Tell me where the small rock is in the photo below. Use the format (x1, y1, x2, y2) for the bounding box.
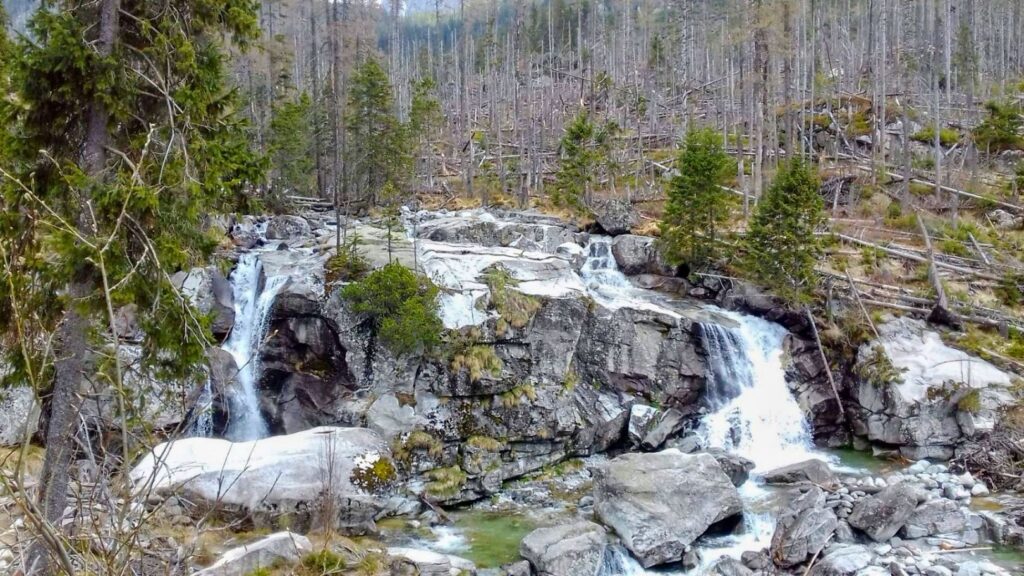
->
(193, 531, 312, 576)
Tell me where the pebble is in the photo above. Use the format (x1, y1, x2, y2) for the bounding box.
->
(970, 483, 989, 497)
(926, 567, 953, 576)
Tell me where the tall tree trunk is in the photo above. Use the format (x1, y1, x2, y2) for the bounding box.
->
(28, 1, 120, 573)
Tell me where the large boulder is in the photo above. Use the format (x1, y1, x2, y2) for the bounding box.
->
(519, 521, 607, 576)
(611, 235, 672, 276)
(847, 483, 923, 542)
(194, 531, 312, 576)
(707, 449, 755, 487)
(592, 449, 743, 567)
(594, 199, 636, 235)
(763, 459, 839, 488)
(899, 499, 973, 541)
(265, 214, 312, 240)
(130, 427, 394, 534)
(411, 209, 579, 254)
(770, 487, 838, 567)
(0, 387, 38, 447)
(852, 318, 1014, 459)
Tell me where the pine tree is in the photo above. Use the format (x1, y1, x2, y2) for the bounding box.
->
(551, 110, 616, 211)
(408, 77, 443, 186)
(659, 129, 734, 269)
(268, 92, 316, 201)
(0, 2, 264, 572)
(743, 159, 826, 303)
(346, 57, 410, 206)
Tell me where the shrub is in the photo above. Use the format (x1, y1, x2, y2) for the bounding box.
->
(301, 549, 347, 575)
(855, 345, 907, 387)
(341, 262, 443, 355)
(425, 466, 468, 498)
(912, 126, 961, 147)
(325, 234, 370, 285)
(392, 430, 443, 466)
(957, 389, 982, 414)
(482, 265, 541, 334)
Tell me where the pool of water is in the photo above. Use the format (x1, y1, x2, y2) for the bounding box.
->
(829, 447, 904, 475)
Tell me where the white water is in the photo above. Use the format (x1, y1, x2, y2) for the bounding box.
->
(222, 252, 288, 441)
(697, 313, 819, 471)
(189, 378, 214, 437)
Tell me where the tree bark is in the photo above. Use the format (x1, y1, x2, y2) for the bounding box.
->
(28, 1, 120, 573)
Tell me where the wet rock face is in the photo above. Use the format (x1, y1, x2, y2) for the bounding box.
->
(851, 318, 1015, 459)
(592, 449, 743, 568)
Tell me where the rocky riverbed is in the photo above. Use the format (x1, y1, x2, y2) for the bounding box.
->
(2, 207, 1022, 576)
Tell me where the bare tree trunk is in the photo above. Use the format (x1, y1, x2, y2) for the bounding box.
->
(309, 0, 324, 199)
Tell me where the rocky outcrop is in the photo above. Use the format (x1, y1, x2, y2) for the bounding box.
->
(194, 531, 312, 576)
(592, 450, 743, 567)
(519, 522, 607, 576)
(574, 305, 705, 406)
(848, 483, 924, 542)
(771, 486, 838, 567)
(851, 318, 1015, 459)
(131, 427, 395, 534)
(411, 209, 580, 253)
(611, 235, 673, 276)
(171, 266, 234, 338)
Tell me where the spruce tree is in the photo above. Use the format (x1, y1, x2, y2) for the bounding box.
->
(743, 159, 826, 303)
(346, 57, 410, 206)
(268, 92, 316, 201)
(659, 129, 733, 269)
(0, 2, 263, 572)
(551, 110, 616, 211)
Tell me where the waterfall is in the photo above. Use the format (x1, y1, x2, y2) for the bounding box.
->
(221, 252, 288, 441)
(697, 311, 818, 471)
(189, 378, 214, 437)
(597, 545, 650, 576)
(580, 237, 631, 289)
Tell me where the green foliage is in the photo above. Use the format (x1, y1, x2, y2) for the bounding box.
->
(425, 466, 468, 498)
(481, 265, 541, 336)
(0, 0, 264, 392)
(742, 160, 826, 303)
(301, 549, 347, 575)
(325, 234, 370, 285)
(995, 273, 1024, 307)
(349, 455, 397, 493)
(346, 57, 411, 204)
(855, 345, 907, 388)
(659, 128, 734, 269)
(268, 93, 316, 199)
(957, 389, 982, 414)
(409, 77, 443, 137)
(451, 344, 502, 382)
(973, 100, 1024, 152)
(340, 263, 443, 356)
(392, 430, 443, 466)
(912, 126, 961, 148)
(550, 109, 617, 211)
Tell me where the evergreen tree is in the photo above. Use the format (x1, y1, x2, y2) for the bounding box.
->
(268, 92, 316, 200)
(0, 2, 263, 571)
(659, 129, 733, 269)
(346, 57, 410, 205)
(743, 159, 826, 303)
(408, 77, 443, 186)
(551, 110, 616, 211)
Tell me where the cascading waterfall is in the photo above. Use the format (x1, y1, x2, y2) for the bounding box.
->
(580, 237, 632, 290)
(697, 312, 819, 471)
(222, 252, 288, 441)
